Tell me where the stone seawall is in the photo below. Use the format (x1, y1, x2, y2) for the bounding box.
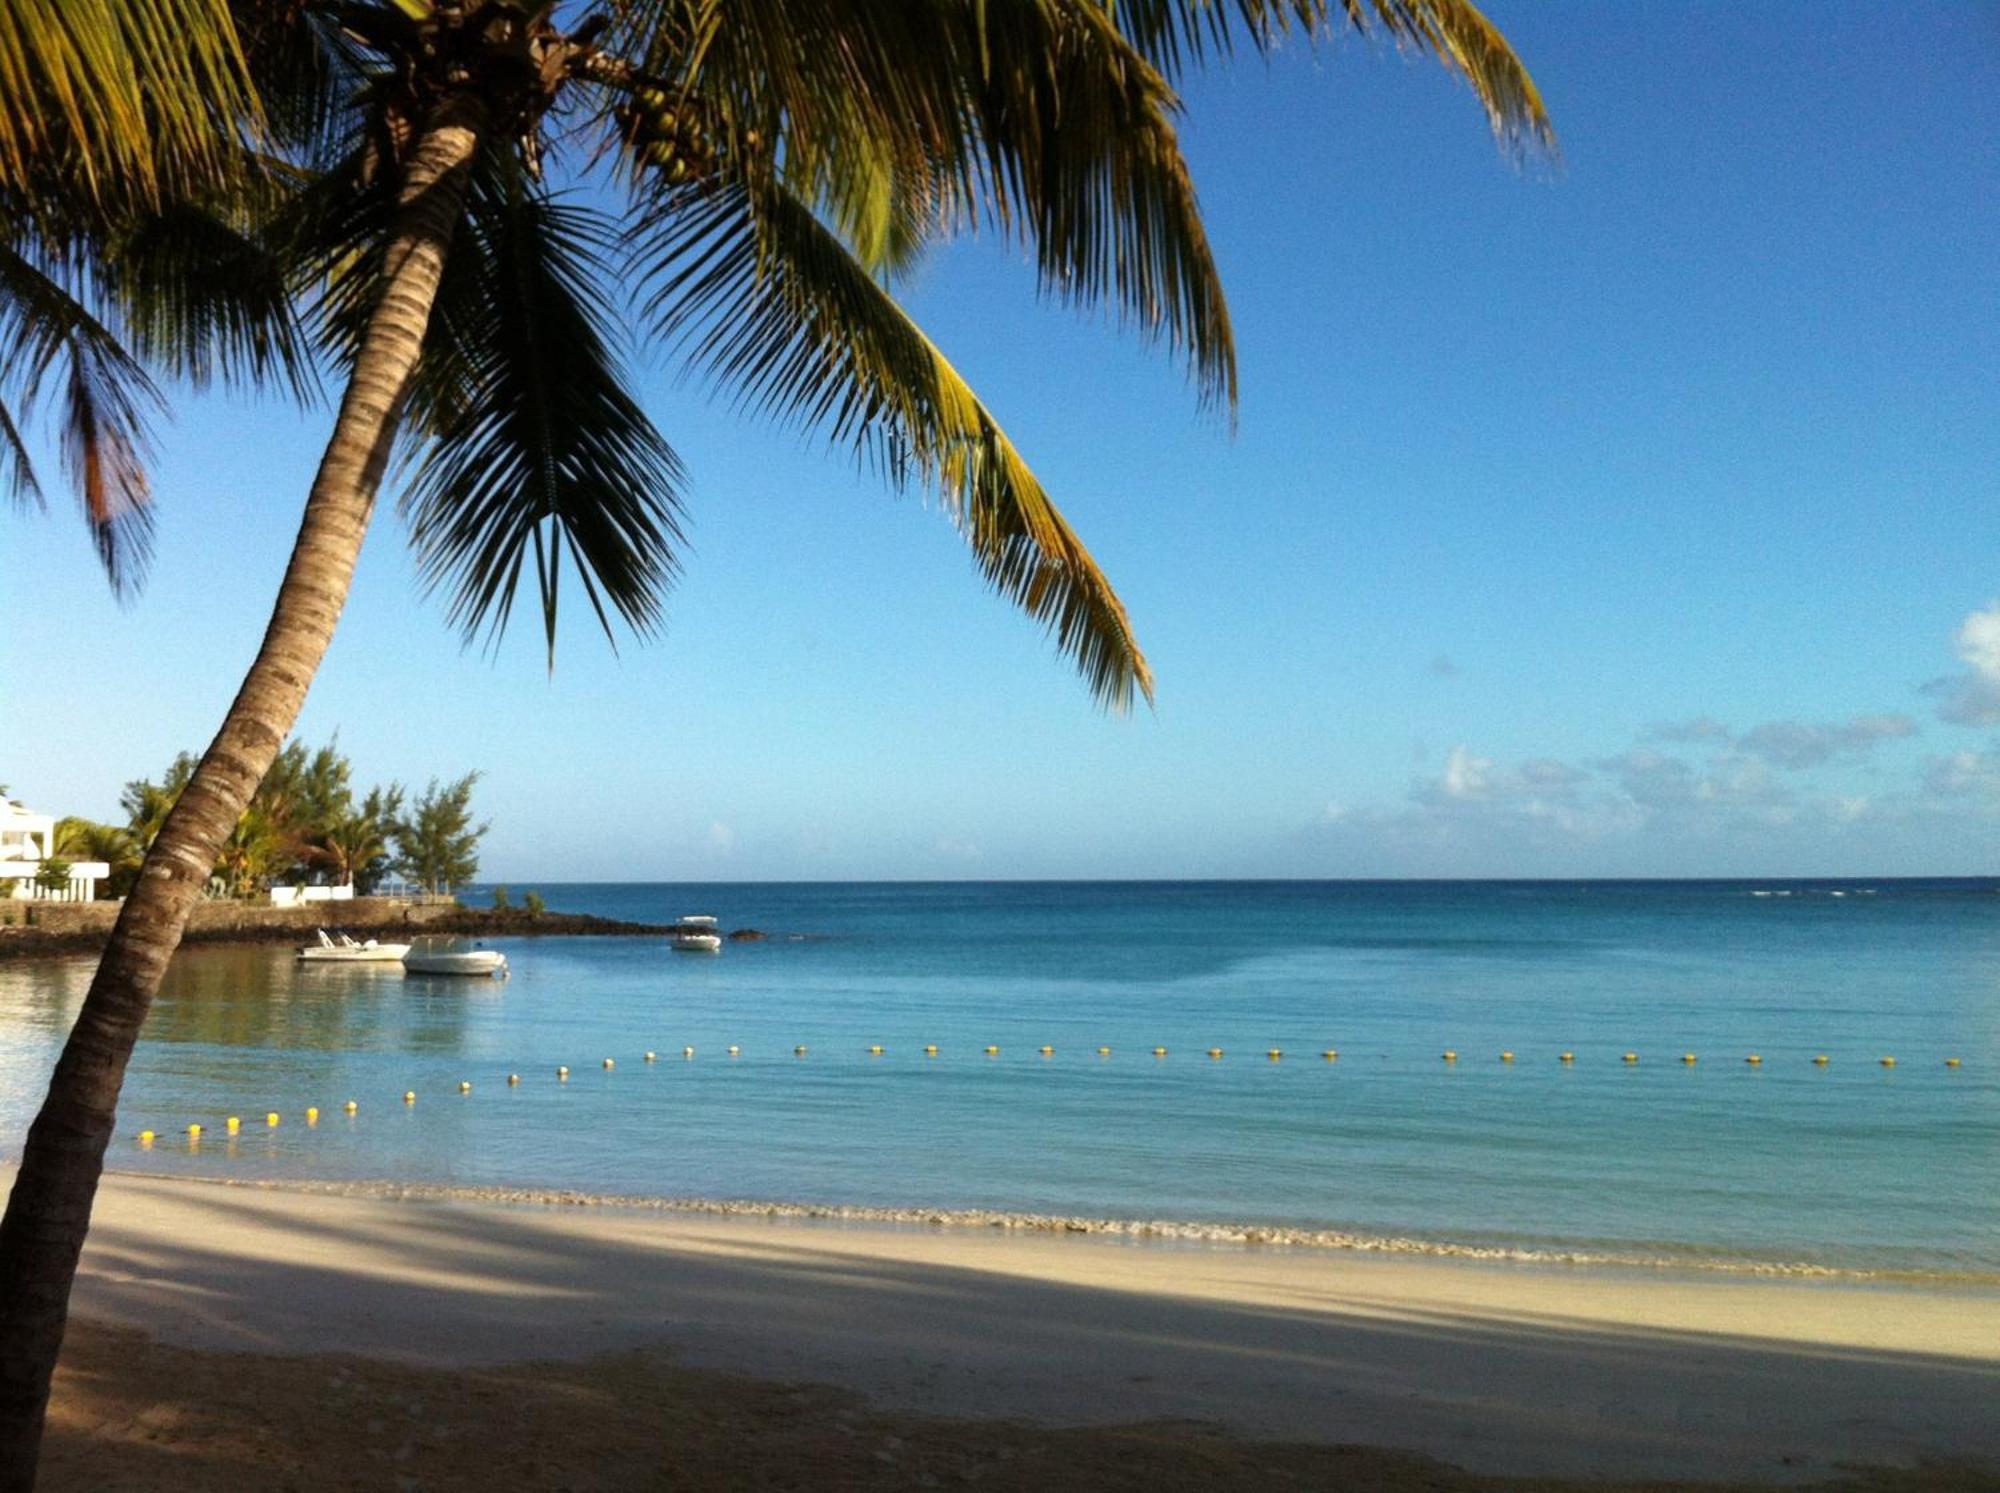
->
(0, 900, 665, 959)
(17, 897, 462, 937)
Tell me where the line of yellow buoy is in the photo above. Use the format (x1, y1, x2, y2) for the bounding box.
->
(133, 1047, 1972, 1145)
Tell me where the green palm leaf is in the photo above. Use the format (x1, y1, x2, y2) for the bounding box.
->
(634, 176, 1153, 711)
(401, 168, 686, 664)
(1082, 0, 1554, 153)
(614, 0, 1237, 409)
(0, 0, 259, 205)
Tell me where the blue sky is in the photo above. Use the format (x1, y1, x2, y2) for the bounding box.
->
(3, 3, 1997, 880)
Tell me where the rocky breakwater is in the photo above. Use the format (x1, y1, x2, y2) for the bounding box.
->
(0, 899, 669, 960)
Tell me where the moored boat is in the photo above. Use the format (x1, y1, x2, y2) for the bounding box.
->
(297, 929, 411, 963)
(402, 944, 509, 977)
(672, 915, 722, 952)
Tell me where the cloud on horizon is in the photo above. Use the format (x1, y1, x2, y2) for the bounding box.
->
(1924, 602, 2000, 726)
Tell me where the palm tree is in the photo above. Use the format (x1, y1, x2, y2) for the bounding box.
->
(0, 1, 1550, 1481)
(314, 785, 403, 891)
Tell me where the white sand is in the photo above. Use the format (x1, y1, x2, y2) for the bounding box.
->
(58, 1170, 2000, 1483)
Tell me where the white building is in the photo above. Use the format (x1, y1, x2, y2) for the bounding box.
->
(0, 795, 111, 902)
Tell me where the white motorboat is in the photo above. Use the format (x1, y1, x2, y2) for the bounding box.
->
(297, 929, 411, 963)
(672, 915, 722, 952)
(402, 945, 510, 977)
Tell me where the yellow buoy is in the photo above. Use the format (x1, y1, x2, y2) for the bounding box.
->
(1500, 1051, 1514, 1063)
(645, 1051, 657, 1063)
(925, 1044, 939, 1056)
(1745, 1054, 1762, 1066)
(305, 1107, 319, 1124)
(138, 1130, 155, 1144)
(343, 1100, 358, 1114)
(459, 1080, 473, 1093)
(1623, 1052, 1638, 1064)
(795, 1045, 808, 1056)
(985, 1045, 1000, 1056)
(1267, 1049, 1282, 1060)
(403, 1091, 416, 1104)
(1946, 1057, 1962, 1068)
(1442, 1050, 1458, 1062)
(187, 1123, 202, 1138)
(1097, 1046, 1112, 1057)
(686, 1046, 698, 1058)
(1879, 1056, 1896, 1068)
(1321, 1049, 1337, 1061)
(1812, 1055, 1830, 1066)
(868, 1044, 884, 1056)
(266, 1112, 280, 1126)
(1038, 1045, 1054, 1057)
(1207, 1048, 1224, 1059)
(726, 1045, 739, 1057)
(1153, 1047, 1168, 1057)
(602, 1057, 615, 1070)
(1682, 1053, 1697, 1065)
(508, 1073, 521, 1086)
(1559, 1051, 1575, 1063)
(225, 1116, 241, 1133)
(557, 1066, 570, 1079)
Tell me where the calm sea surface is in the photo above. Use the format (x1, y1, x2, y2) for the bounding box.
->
(3, 880, 1996, 1277)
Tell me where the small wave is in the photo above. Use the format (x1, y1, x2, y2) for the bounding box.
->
(124, 1172, 2000, 1288)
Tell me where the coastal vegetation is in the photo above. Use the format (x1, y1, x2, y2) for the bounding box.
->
(0, 0, 1549, 1483)
(46, 742, 483, 900)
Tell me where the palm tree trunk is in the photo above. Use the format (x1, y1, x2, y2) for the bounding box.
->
(0, 97, 485, 1490)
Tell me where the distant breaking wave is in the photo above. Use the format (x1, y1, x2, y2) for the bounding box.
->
(132, 1172, 2000, 1288)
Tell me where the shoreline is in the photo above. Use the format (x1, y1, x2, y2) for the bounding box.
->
(0, 905, 673, 960)
(51, 1170, 2000, 1485)
(130, 1171, 2000, 1287)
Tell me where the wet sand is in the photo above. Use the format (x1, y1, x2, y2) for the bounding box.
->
(34, 1171, 2000, 1487)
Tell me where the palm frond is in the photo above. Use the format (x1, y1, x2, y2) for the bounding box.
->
(0, 239, 164, 591)
(612, 0, 1237, 411)
(401, 170, 686, 664)
(1087, 0, 1554, 153)
(0, 392, 37, 508)
(58, 326, 157, 595)
(105, 195, 319, 402)
(0, 0, 259, 204)
(633, 176, 1152, 712)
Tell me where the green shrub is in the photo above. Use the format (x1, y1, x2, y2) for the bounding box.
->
(492, 884, 510, 911)
(522, 890, 545, 918)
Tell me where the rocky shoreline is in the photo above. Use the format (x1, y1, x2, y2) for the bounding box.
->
(0, 906, 675, 962)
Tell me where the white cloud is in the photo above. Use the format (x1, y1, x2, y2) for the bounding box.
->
(705, 821, 735, 853)
(932, 836, 981, 860)
(1437, 745, 1492, 800)
(1924, 603, 2000, 726)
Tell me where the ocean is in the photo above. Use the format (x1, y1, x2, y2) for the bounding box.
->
(2, 880, 1996, 1278)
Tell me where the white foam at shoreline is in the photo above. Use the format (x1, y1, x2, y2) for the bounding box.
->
(120, 1171, 2000, 1286)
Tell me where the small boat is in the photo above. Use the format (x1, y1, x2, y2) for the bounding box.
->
(402, 944, 509, 977)
(297, 929, 411, 963)
(672, 915, 722, 952)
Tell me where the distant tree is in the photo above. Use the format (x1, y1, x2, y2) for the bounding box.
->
(522, 891, 545, 919)
(316, 784, 403, 893)
(393, 774, 487, 896)
(491, 884, 510, 911)
(31, 860, 70, 896)
(212, 807, 283, 897)
(119, 753, 198, 852)
(51, 819, 140, 898)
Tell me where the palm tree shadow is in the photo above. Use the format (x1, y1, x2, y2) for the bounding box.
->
(62, 1179, 2000, 1487)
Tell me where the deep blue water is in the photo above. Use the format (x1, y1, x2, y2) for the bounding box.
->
(3, 880, 1996, 1275)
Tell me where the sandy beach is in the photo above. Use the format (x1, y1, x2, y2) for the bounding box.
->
(33, 1170, 2000, 1489)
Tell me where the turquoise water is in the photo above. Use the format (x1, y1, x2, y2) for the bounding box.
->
(2, 880, 1996, 1276)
